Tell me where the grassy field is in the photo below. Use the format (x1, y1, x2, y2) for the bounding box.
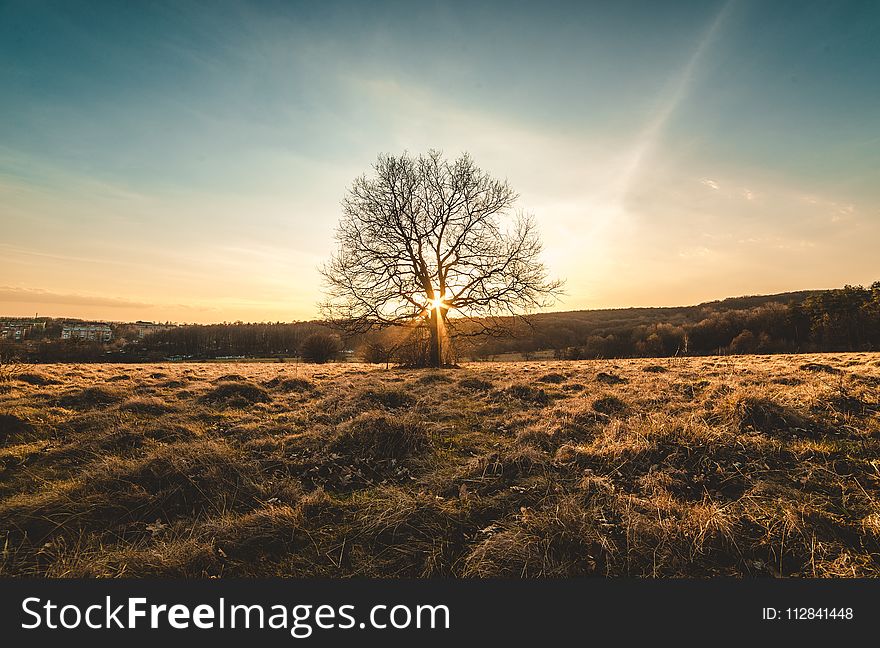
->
(1, 353, 879, 577)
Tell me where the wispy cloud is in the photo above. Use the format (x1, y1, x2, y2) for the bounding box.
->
(616, 0, 736, 199)
(0, 286, 152, 309)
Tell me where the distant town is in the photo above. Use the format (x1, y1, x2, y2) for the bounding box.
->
(0, 317, 175, 344)
(0, 314, 337, 363)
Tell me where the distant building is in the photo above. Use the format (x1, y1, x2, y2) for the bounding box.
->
(61, 323, 112, 342)
(133, 321, 175, 338)
(0, 319, 45, 341)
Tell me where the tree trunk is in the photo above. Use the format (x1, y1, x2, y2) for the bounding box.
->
(429, 309, 442, 368)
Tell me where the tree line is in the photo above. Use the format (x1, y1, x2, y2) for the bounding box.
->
(1, 282, 877, 363)
(2, 321, 345, 364)
(462, 282, 880, 360)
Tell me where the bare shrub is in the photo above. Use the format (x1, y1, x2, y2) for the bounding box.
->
(301, 333, 341, 364)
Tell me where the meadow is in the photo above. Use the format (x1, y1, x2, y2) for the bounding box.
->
(1, 353, 879, 577)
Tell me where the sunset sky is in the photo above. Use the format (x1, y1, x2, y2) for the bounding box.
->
(2, 0, 878, 323)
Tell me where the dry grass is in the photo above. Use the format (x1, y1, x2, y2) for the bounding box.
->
(1, 353, 879, 578)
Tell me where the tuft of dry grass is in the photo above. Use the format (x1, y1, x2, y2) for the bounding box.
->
(0, 353, 878, 578)
(0, 413, 35, 443)
(265, 377, 315, 392)
(729, 395, 817, 436)
(498, 384, 551, 405)
(458, 377, 493, 391)
(16, 372, 60, 386)
(592, 394, 628, 417)
(120, 397, 177, 415)
(58, 385, 124, 408)
(359, 386, 416, 409)
(463, 496, 615, 577)
(200, 381, 271, 406)
(596, 372, 628, 385)
(331, 412, 430, 461)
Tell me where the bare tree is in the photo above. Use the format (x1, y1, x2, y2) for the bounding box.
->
(300, 332, 341, 364)
(320, 150, 563, 367)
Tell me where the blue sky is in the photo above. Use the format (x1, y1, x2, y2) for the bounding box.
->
(1, 0, 878, 322)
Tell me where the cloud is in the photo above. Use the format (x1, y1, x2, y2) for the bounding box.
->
(677, 246, 713, 259)
(617, 0, 736, 198)
(701, 178, 720, 190)
(0, 286, 152, 309)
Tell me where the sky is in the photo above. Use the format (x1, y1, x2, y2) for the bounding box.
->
(1, 0, 878, 323)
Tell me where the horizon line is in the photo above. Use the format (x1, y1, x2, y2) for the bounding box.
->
(3, 280, 876, 327)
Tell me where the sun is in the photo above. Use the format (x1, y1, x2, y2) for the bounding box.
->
(427, 294, 447, 311)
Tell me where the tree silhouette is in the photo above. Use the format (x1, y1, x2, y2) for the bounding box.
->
(320, 150, 562, 367)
